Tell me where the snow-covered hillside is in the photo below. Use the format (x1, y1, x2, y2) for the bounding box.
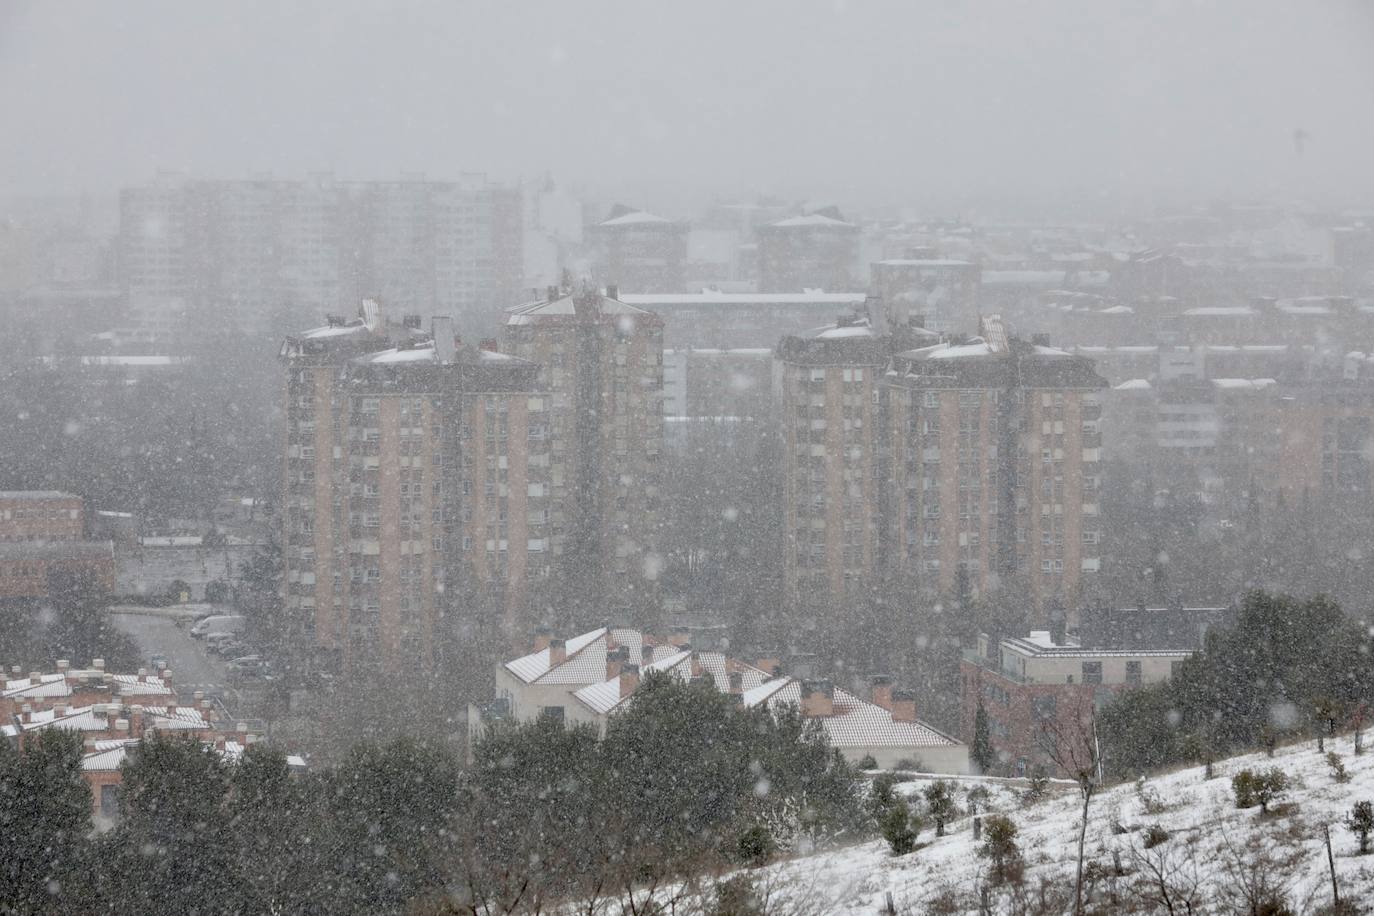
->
(754, 734, 1374, 913)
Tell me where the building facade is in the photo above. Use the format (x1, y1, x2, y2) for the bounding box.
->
(587, 207, 689, 294)
(775, 317, 894, 609)
(120, 174, 523, 337)
(483, 625, 969, 773)
(280, 303, 549, 671)
(877, 318, 1107, 614)
(757, 213, 861, 293)
(502, 289, 665, 620)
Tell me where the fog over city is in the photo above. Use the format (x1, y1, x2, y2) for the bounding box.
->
(4, 0, 1374, 213)
(5, 3, 1374, 915)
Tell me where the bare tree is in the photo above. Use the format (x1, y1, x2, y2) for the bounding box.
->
(1129, 836, 1203, 915)
(1036, 695, 1101, 916)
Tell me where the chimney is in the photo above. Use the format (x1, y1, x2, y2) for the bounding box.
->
(890, 689, 917, 724)
(56, 659, 69, 672)
(690, 651, 703, 679)
(54, 704, 67, 718)
(532, 627, 552, 653)
(92, 658, 105, 670)
(138, 668, 148, 682)
(28, 671, 41, 685)
(548, 638, 566, 667)
(800, 680, 834, 718)
(200, 699, 215, 722)
(9, 665, 19, 676)
(20, 704, 32, 723)
(640, 644, 656, 668)
(870, 675, 894, 711)
(83, 737, 97, 751)
(237, 722, 249, 737)
(669, 625, 691, 648)
(432, 316, 456, 365)
(214, 736, 226, 751)
(619, 663, 640, 699)
(193, 690, 205, 705)
(606, 646, 627, 680)
(605, 283, 619, 300)
(246, 734, 259, 746)
(113, 717, 130, 734)
(728, 671, 743, 695)
(161, 669, 172, 682)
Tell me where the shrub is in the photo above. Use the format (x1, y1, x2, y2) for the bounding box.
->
(1233, 768, 1289, 814)
(856, 754, 878, 770)
(735, 824, 776, 867)
(711, 875, 765, 916)
(1022, 767, 1050, 806)
(867, 772, 900, 821)
(1135, 776, 1167, 815)
(1347, 801, 1374, 855)
(1327, 751, 1351, 784)
(881, 798, 920, 856)
(978, 815, 1023, 885)
(923, 780, 959, 837)
(892, 757, 923, 772)
(1142, 824, 1170, 849)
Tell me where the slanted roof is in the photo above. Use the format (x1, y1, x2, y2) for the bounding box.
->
(505, 292, 657, 326)
(768, 213, 857, 229)
(744, 678, 961, 751)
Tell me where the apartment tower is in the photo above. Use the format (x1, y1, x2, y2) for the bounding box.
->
(502, 286, 665, 622)
(280, 301, 549, 671)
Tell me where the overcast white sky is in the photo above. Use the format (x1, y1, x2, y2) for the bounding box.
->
(2, 0, 1372, 216)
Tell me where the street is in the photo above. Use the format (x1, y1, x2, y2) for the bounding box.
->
(109, 610, 233, 702)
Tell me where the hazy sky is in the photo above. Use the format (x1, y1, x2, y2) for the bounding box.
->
(2, 0, 1372, 215)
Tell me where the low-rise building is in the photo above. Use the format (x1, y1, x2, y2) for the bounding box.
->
(483, 626, 969, 773)
(958, 606, 1226, 776)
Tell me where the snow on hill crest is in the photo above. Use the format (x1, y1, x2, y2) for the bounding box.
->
(751, 734, 1374, 913)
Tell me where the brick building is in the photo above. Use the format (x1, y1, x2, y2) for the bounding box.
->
(0, 492, 114, 599)
(587, 206, 689, 294)
(0, 491, 85, 542)
(502, 288, 665, 620)
(757, 212, 861, 293)
(877, 317, 1107, 614)
(958, 605, 1225, 776)
(775, 316, 896, 609)
(280, 301, 550, 671)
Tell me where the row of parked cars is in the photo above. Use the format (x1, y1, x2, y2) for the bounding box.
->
(188, 614, 275, 683)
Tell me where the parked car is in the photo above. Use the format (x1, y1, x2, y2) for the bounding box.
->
(226, 655, 267, 678)
(190, 615, 245, 639)
(204, 632, 242, 655)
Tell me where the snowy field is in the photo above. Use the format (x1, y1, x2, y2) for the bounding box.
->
(735, 735, 1374, 913)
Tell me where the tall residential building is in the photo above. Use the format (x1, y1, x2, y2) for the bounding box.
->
(775, 316, 897, 609)
(869, 257, 980, 333)
(280, 302, 550, 672)
(502, 288, 665, 621)
(775, 314, 1107, 618)
(120, 174, 522, 338)
(757, 212, 861, 293)
(877, 318, 1107, 616)
(587, 206, 689, 294)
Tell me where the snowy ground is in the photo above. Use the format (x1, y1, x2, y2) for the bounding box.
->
(738, 734, 1374, 913)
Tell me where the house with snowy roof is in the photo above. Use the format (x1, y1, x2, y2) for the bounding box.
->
(482, 626, 969, 774)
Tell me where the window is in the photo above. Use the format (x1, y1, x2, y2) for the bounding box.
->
(1031, 695, 1057, 720)
(1081, 661, 1102, 685)
(539, 706, 565, 724)
(1125, 661, 1142, 685)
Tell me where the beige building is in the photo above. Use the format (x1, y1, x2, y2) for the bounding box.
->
(484, 626, 968, 773)
(502, 288, 664, 620)
(878, 317, 1107, 615)
(280, 301, 550, 672)
(775, 316, 896, 609)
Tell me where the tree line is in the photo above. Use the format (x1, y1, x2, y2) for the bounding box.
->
(1101, 590, 1374, 776)
(0, 672, 865, 915)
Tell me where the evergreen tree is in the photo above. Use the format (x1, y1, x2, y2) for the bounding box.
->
(972, 701, 995, 774)
(0, 729, 92, 914)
